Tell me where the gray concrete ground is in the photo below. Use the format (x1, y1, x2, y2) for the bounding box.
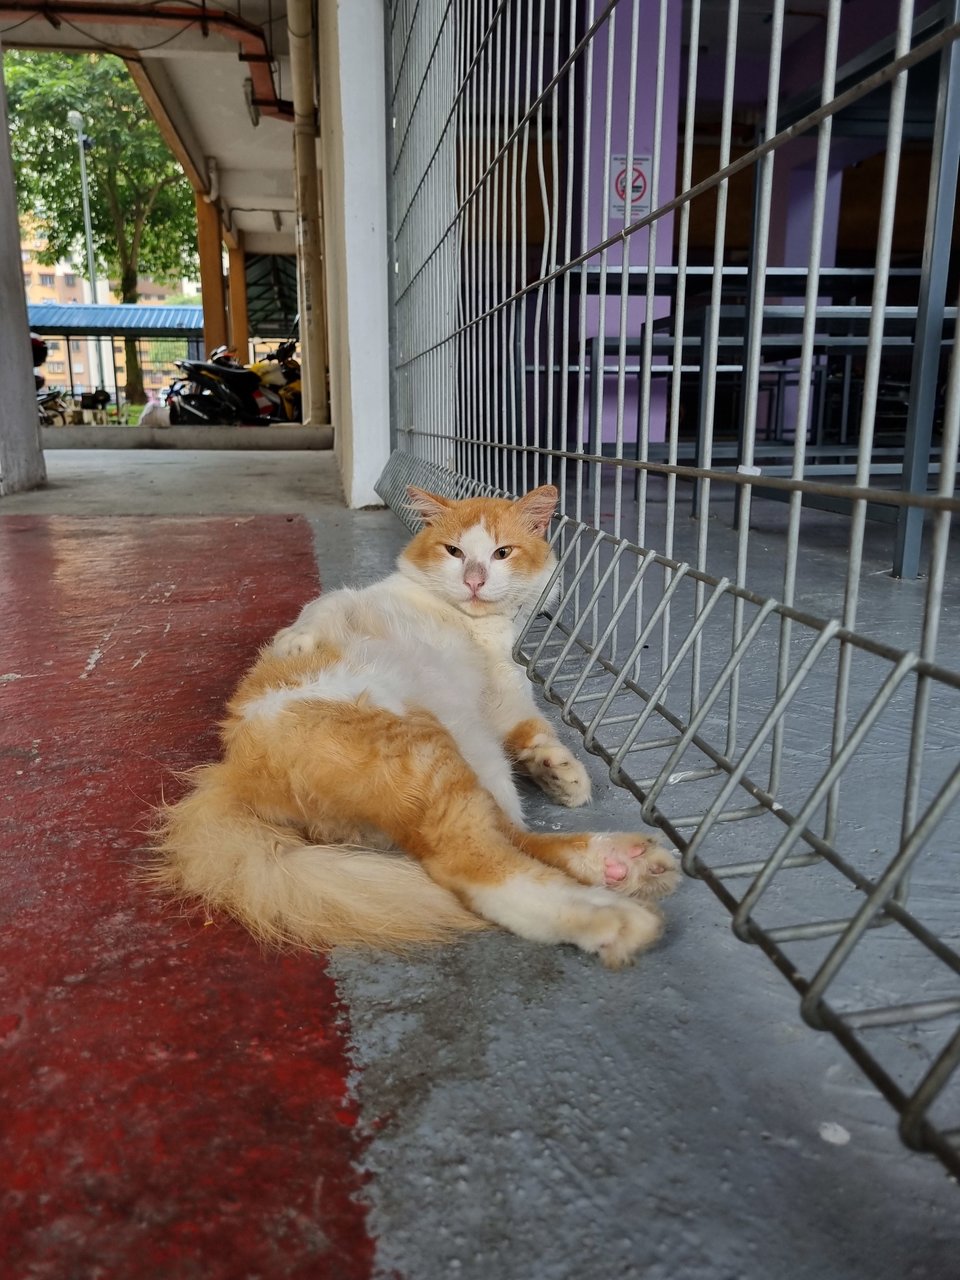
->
(0, 448, 344, 515)
(38, 425, 332, 450)
(5, 450, 959, 1280)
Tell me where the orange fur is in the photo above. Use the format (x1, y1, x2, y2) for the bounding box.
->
(503, 717, 555, 759)
(149, 486, 679, 966)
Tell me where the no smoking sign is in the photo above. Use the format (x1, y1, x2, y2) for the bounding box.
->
(611, 152, 652, 222)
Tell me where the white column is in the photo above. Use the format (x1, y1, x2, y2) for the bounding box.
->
(317, 0, 391, 507)
(288, 0, 329, 426)
(0, 40, 46, 496)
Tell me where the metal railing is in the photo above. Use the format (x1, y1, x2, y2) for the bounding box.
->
(380, 0, 960, 1178)
(36, 333, 201, 416)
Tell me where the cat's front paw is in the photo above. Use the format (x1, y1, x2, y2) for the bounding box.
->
(517, 738, 592, 807)
(570, 891, 665, 969)
(584, 833, 681, 900)
(271, 626, 319, 658)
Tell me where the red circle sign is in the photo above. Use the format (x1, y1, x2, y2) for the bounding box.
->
(615, 163, 648, 206)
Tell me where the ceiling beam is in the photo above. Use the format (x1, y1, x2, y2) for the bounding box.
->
(126, 58, 240, 251)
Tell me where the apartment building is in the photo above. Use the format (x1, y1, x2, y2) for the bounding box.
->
(22, 224, 197, 396)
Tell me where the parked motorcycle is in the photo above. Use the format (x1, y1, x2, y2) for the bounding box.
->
(37, 388, 69, 426)
(31, 331, 67, 424)
(245, 341, 302, 423)
(166, 341, 302, 425)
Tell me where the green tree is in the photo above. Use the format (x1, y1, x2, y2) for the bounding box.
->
(5, 50, 198, 403)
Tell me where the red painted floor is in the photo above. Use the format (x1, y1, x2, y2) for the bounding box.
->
(0, 516, 375, 1279)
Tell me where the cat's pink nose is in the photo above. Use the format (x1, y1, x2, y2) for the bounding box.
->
(464, 562, 487, 593)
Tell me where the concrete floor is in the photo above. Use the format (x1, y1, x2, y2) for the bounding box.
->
(4, 449, 959, 1280)
(0, 448, 346, 515)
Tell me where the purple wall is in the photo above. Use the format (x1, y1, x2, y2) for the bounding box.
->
(542, 0, 941, 449)
(582, 1, 682, 445)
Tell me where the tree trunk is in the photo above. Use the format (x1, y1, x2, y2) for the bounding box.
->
(120, 267, 146, 404)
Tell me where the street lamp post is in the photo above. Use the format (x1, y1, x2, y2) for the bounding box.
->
(66, 109, 106, 392)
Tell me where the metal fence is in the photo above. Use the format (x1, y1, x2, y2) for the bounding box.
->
(379, 0, 960, 1179)
(37, 333, 201, 416)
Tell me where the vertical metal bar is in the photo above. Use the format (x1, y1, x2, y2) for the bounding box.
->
(724, 0, 785, 762)
(507, 0, 523, 496)
(541, 0, 562, 492)
(634, 0, 667, 552)
(572, 0, 597, 531)
(467, 0, 480, 484)
(895, 277, 960, 900)
(557, 0, 579, 512)
(893, 0, 960, 578)
(587, 6, 617, 647)
(610, 0, 642, 665)
(612, 0, 641, 546)
(517, 0, 535, 492)
(767, 0, 842, 799)
(482, 0, 495, 490)
(689, 0, 739, 726)
(825, 0, 915, 845)
(661, 0, 700, 675)
(530, 0, 549, 490)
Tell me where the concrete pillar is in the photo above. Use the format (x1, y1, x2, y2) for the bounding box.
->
(317, 0, 391, 506)
(227, 239, 249, 360)
(195, 191, 228, 355)
(0, 41, 46, 496)
(289, 0, 330, 426)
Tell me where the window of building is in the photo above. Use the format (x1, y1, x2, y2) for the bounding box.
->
(74, 363, 85, 374)
(23, 273, 31, 286)
(64, 274, 76, 287)
(70, 341, 82, 353)
(47, 341, 61, 352)
(39, 273, 55, 287)
(47, 361, 65, 374)
(21, 250, 30, 262)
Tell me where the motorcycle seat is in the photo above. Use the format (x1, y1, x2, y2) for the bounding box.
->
(185, 361, 262, 391)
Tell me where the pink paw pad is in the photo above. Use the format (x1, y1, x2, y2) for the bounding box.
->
(603, 858, 629, 885)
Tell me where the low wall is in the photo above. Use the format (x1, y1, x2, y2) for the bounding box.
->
(40, 425, 334, 451)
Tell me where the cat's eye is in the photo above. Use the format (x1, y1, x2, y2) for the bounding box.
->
(493, 546, 513, 560)
(445, 544, 464, 559)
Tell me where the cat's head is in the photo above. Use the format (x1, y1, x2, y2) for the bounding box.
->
(398, 485, 559, 618)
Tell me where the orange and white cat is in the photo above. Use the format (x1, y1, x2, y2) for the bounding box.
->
(152, 485, 680, 967)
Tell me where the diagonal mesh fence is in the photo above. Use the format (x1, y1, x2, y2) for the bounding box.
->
(380, 0, 960, 1178)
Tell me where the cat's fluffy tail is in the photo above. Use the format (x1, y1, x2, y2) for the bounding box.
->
(148, 763, 488, 950)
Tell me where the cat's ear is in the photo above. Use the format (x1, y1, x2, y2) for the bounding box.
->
(515, 485, 558, 537)
(406, 486, 452, 526)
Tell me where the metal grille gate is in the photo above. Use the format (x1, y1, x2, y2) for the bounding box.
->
(380, 0, 960, 1179)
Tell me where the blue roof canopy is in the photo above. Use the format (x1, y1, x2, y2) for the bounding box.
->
(27, 303, 204, 338)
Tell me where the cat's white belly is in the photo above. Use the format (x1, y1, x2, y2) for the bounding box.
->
(246, 636, 483, 719)
(243, 634, 525, 824)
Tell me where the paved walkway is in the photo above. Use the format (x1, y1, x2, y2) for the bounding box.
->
(1, 514, 372, 1278)
(3, 451, 958, 1279)
(0, 449, 345, 515)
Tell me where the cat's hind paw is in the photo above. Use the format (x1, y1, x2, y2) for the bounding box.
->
(582, 833, 681, 900)
(516, 738, 592, 808)
(572, 892, 665, 969)
(271, 626, 319, 658)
